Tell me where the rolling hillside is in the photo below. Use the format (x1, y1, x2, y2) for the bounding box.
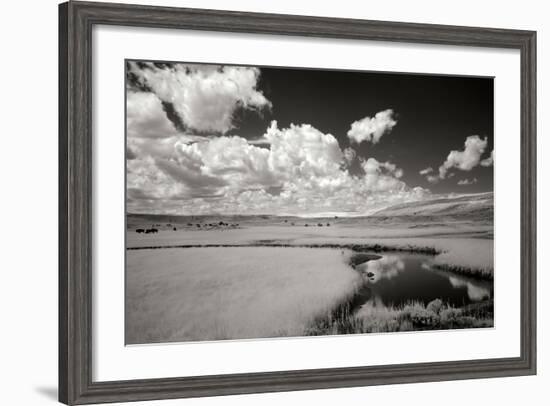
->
(372, 192, 493, 220)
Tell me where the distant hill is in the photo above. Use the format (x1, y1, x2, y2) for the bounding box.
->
(127, 192, 493, 227)
(372, 192, 493, 220)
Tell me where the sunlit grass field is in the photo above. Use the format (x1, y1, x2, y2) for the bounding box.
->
(126, 215, 494, 344)
(126, 247, 361, 344)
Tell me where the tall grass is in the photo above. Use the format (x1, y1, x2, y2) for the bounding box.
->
(432, 263, 493, 280)
(127, 244, 493, 343)
(305, 298, 494, 336)
(126, 246, 362, 344)
(431, 239, 493, 279)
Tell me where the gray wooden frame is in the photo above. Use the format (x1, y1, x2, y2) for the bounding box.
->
(59, 1, 537, 404)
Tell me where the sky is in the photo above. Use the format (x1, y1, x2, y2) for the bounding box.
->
(126, 61, 494, 216)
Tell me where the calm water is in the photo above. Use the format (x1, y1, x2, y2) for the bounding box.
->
(353, 252, 493, 308)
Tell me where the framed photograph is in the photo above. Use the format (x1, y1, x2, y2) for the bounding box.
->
(59, 1, 536, 404)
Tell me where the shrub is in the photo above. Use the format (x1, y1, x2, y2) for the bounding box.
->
(427, 298, 443, 314)
(307, 297, 493, 336)
(398, 320, 414, 331)
(440, 307, 463, 325)
(402, 303, 438, 327)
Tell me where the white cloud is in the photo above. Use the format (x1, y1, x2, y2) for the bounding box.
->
(347, 109, 397, 144)
(343, 147, 356, 166)
(419, 167, 433, 175)
(438, 135, 488, 179)
(480, 150, 494, 167)
(457, 178, 478, 185)
(361, 158, 405, 187)
(128, 62, 271, 134)
(127, 121, 430, 215)
(264, 121, 344, 180)
(426, 175, 440, 184)
(422, 135, 491, 183)
(127, 91, 179, 139)
(174, 135, 274, 192)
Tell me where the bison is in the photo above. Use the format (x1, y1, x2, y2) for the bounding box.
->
(136, 229, 145, 233)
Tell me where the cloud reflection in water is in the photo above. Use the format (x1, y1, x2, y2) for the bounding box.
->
(359, 255, 405, 283)
(448, 276, 490, 301)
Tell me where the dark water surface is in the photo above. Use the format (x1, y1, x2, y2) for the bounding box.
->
(354, 252, 493, 308)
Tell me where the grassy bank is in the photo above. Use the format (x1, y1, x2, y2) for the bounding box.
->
(126, 241, 440, 255)
(432, 264, 493, 280)
(128, 241, 492, 281)
(305, 251, 494, 336)
(305, 298, 494, 336)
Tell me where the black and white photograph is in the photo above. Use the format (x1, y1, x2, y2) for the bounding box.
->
(2, 0, 544, 404)
(125, 60, 495, 344)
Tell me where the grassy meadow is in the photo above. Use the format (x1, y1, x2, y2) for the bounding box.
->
(126, 195, 494, 343)
(126, 247, 362, 343)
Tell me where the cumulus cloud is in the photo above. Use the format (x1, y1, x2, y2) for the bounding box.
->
(127, 91, 179, 139)
(174, 135, 274, 193)
(457, 178, 478, 186)
(480, 150, 494, 167)
(347, 109, 397, 144)
(360, 158, 406, 192)
(343, 147, 357, 166)
(419, 167, 433, 175)
(361, 158, 403, 178)
(438, 135, 488, 179)
(127, 120, 429, 215)
(128, 62, 271, 134)
(421, 135, 491, 183)
(426, 175, 440, 184)
(264, 121, 344, 180)
(125, 67, 431, 215)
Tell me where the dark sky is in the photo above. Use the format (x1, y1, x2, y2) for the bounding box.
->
(230, 67, 494, 194)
